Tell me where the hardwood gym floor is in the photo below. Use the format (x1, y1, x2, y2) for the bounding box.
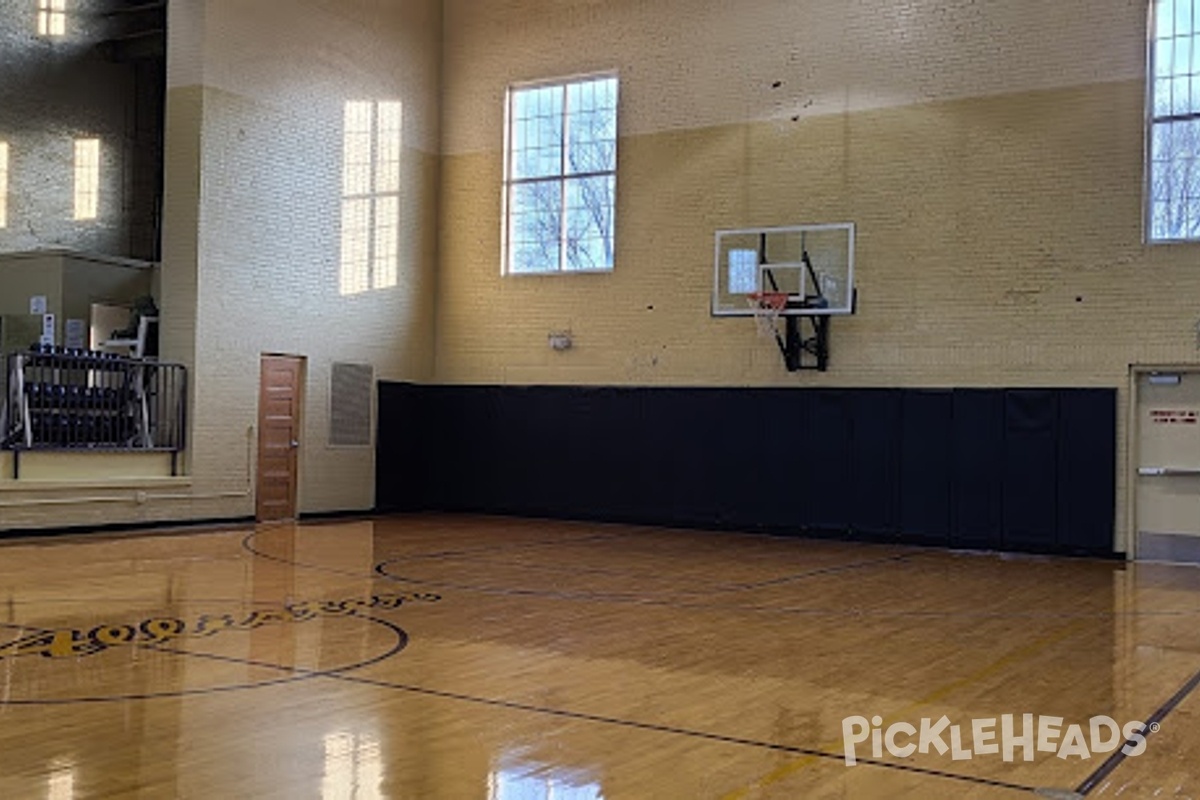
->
(0, 515, 1195, 798)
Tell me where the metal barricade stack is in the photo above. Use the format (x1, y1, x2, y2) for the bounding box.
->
(1, 346, 187, 477)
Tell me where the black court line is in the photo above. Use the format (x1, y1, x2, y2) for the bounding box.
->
(244, 525, 1200, 620)
(126, 634, 1040, 795)
(393, 529, 649, 561)
(370, 558, 1200, 621)
(0, 595, 369, 610)
(239, 528, 643, 581)
(240, 533, 379, 580)
(726, 553, 914, 589)
(414, 550, 917, 590)
(0, 616, 408, 705)
(241, 527, 1200, 623)
(0, 620, 53, 635)
(1075, 665, 1200, 796)
(332, 673, 1040, 794)
(371, 553, 919, 601)
(0, 614, 1036, 793)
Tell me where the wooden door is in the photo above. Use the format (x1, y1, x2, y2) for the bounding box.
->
(257, 355, 304, 522)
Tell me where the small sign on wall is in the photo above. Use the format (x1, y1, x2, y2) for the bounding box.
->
(40, 313, 55, 347)
(65, 318, 86, 350)
(1150, 409, 1199, 425)
(29, 295, 47, 315)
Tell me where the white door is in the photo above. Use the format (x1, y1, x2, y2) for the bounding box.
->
(1136, 371, 1200, 561)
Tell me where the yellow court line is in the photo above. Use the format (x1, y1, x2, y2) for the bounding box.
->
(720, 618, 1092, 799)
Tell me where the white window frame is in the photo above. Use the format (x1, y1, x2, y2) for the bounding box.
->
(73, 138, 99, 221)
(37, 0, 66, 37)
(0, 141, 8, 229)
(502, 71, 619, 275)
(1147, 0, 1200, 242)
(339, 100, 402, 295)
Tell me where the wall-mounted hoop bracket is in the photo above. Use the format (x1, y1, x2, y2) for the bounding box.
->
(713, 223, 855, 373)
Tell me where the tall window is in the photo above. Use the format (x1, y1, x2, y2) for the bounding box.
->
(73, 138, 99, 221)
(1149, 0, 1200, 240)
(0, 142, 8, 229)
(504, 73, 618, 274)
(340, 100, 402, 296)
(37, 0, 66, 36)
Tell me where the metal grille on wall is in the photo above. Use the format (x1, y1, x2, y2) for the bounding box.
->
(330, 362, 373, 447)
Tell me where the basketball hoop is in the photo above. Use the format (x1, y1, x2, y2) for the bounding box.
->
(746, 292, 789, 337)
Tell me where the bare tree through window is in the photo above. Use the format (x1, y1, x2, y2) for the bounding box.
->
(505, 75, 618, 273)
(1150, 0, 1200, 240)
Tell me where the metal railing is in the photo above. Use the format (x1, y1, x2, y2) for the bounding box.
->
(1, 348, 187, 477)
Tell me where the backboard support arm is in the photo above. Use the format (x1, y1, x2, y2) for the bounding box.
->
(778, 315, 830, 372)
(759, 232, 832, 371)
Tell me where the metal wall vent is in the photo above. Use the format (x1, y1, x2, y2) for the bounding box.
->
(330, 362, 373, 447)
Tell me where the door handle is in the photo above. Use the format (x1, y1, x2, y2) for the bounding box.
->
(290, 440, 299, 449)
(1139, 466, 1200, 476)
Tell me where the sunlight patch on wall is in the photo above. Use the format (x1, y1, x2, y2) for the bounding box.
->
(0, 142, 8, 228)
(37, 0, 66, 37)
(340, 100, 402, 295)
(73, 138, 99, 221)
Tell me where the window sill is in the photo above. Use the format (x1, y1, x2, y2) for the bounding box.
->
(0, 476, 192, 493)
(504, 268, 614, 276)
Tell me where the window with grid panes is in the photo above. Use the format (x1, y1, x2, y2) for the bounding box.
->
(1150, 0, 1200, 241)
(504, 74, 618, 273)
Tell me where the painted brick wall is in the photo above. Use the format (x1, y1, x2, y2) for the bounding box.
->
(183, 0, 442, 517)
(2, 0, 442, 530)
(438, 0, 1164, 388)
(5, 1, 1179, 552)
(0, 0, 153, 258)
(435, 0, 1173, 553)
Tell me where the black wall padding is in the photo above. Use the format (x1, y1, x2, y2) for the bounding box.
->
(1002, 391, 1060, 550)
(376, 384, 1118, 557)
(804, 391, 854, 531)
(951, 391, 1005, 550)
(1057, 390, 1119, 553)
(848, 390, 901, 537)
(899, 391, 954, 546)
(375, 382, 427, 512)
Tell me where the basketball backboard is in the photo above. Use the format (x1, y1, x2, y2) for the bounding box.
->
(712, 223, 855, 317)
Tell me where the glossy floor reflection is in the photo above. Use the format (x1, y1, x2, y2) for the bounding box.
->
(0, 515, 1197, 798)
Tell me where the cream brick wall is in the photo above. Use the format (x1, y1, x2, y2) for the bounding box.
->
(4, 0, 1179, 552)
(441, 0, 1147, 153)
(438, 2, 1169, 388)
(184, 0, 442, 517)
(435, 0, 1180, 553)
(2, 0, 442, 530)
(0, 0, 146, 257)
(437, 82, 1174, 387)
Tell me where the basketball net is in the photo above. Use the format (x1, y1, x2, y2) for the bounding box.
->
(747, 292, 789, 338)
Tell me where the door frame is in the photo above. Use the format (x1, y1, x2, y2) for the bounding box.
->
(256, 353, 306, 522)
(1125, 363, 1200, 561)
